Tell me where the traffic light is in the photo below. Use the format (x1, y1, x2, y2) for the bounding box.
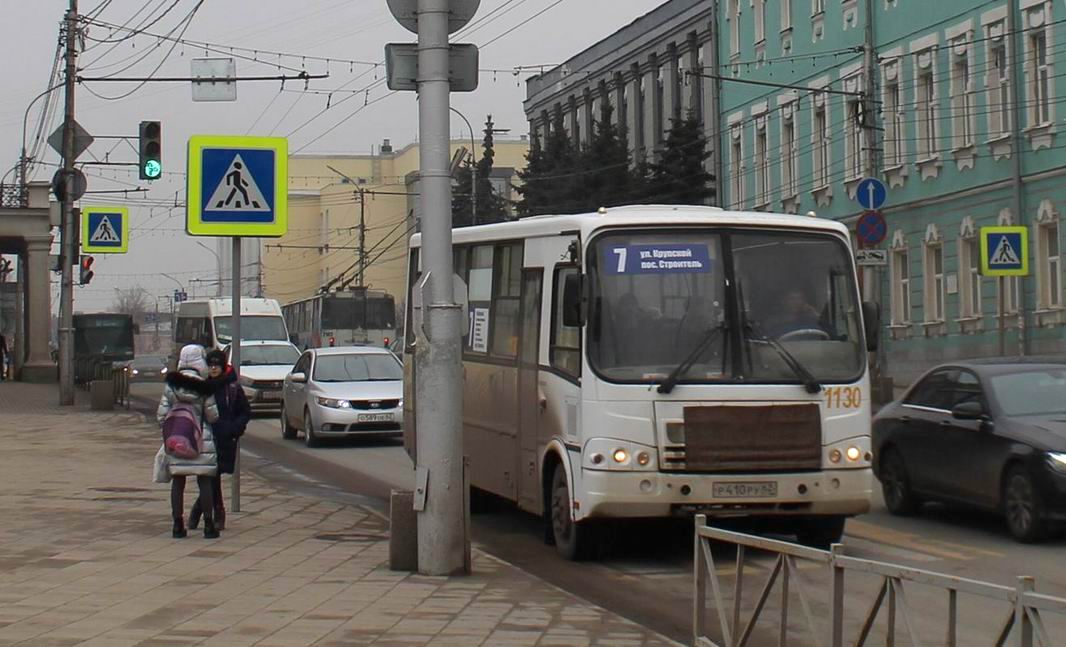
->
(138, 120, 162, 180)
(79, 255, 94, 285)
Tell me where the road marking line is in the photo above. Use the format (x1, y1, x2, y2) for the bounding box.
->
(846, 520, 975, 561)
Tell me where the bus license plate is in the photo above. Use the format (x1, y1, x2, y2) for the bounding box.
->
(713, 482, 777, 498)
(357, 413, 394, 423)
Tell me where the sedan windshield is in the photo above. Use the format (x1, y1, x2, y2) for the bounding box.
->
(239, 345, 300, 366)
(589, 229, 864, 385)
(313, 354, 402, 383)
(990, 369, 1066, 416)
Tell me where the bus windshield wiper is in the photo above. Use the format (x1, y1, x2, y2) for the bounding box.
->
(743, 321, 822, 394)
(657, 324, 725, 395)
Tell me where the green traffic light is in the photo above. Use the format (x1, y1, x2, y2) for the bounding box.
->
(144, 160, 162, 179)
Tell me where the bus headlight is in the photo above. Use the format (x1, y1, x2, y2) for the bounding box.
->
(584, 439, 657, 472)
(825, 437, 871, 469)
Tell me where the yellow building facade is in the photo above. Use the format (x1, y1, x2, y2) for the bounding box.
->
(262, 138, 529, 307)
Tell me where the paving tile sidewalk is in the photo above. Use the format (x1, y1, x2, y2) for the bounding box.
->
(0, 385, 680, 647)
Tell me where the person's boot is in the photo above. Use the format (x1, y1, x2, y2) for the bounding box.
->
(172, 518, 187, 539)
(188, 500, 202, 530)
(203, 518, 220, 539)
(215, 495, 226, 531)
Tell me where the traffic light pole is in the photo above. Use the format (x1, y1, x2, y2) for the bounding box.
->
(58, 0, 78, 405)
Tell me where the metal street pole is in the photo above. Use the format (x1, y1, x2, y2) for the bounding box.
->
(231, 237, 242, 513)
(415, 0, 466, 576)
(196, 241, 223, 296)
(58, 0, 78, 405)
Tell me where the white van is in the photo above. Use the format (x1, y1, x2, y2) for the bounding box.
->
(173, 298, 290, 357)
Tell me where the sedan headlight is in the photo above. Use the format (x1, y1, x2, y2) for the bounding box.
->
(130, 369, 140, 376)
(316, 396, 351, 409)
(1046, 452, 1066, 474)
(583, 438, 657, 471)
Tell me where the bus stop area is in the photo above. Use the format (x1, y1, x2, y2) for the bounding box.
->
(0, 381, 678, 647)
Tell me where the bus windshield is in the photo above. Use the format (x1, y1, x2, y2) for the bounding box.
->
(213, 315, 287, 343)
(588, 229, 864, 385)
(321, 295, 396, 330)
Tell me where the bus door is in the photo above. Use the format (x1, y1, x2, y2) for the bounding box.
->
(517, 269, 543, 512)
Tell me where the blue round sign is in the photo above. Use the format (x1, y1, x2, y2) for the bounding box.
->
(856, 211, 887, 246)
(856, 178, 887, 211)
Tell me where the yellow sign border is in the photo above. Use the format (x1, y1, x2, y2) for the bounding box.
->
(980, 226, 1029, 277)
(186, 135, 288, 238)
(81, 205, 130, 254)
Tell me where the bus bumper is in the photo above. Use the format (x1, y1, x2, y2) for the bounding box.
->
(577, 467, 872, 520)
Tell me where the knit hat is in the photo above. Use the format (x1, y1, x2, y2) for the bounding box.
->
(178, 344, 208, 377)
(205, 349, 227, 368)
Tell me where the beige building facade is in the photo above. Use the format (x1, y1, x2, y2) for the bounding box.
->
(262, 138, 529, 307)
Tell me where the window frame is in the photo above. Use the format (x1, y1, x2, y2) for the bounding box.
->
(754, 113, 770, 208)
(780, 99, 799, 199)
(891, 245, 911, 325)
(489, 242, 524, 361)
(813, 98, 830, 189)
(949, 39, 976, 150)
(730, 120, 745, 209)
(959, 235, 983, 319)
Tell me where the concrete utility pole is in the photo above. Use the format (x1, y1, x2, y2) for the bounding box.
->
(58, 0, 79, 405)
(357, 188, 367, 287)
(231, 239, 242, 513)
(415, 0, 466, 576)
(861, 0, 887, 391)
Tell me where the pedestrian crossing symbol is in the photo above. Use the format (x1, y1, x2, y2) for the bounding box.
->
(81, 206, 129, 254)
(980, 226, 1029, 277)
(186, 135, 288, 237)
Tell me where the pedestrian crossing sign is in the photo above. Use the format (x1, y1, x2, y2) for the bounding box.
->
(980, 226, 1029, 277)
(81, 206, 129, 253)
(186, 135, 288, 237)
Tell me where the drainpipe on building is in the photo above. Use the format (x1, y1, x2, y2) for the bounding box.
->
(709, 0, 724, 207)
(1007, 0, 1028, 357)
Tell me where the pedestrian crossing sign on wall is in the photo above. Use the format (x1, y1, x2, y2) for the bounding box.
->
(980, 226, 1029, 277)
(81, 206, 129, 254)
(186, 135, 288, 237)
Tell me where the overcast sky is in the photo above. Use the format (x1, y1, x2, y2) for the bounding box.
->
(0, 0, 662, 311)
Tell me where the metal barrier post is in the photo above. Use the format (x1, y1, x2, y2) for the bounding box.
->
(1017, 576, 1034, 647)
(829, 544, 845, 647)
(693, 514, 707, 645)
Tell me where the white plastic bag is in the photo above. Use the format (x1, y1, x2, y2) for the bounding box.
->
(152, 445, 170, 483)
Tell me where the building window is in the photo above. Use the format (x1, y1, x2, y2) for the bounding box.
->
(950, 42, 975, 149)
(924, 241, 945, 322)
(884, 79, 904, 166)
(846, 95, 864, 181)
(1039, 222, 1061, 308)
(812, 0, 825, 15)
(916, 60, 937, 158)
(813, 97, 830, 188)
(960, 236, 982, 318)
(755, 115, 770, 208)
(729, 0, 740, 57)
(1027, 25, 1053, 127)
(781, 102, 798, 199)
(987, 26, 1011, 139)
(891, 246, 911, 325)
(730, 122, 744, 209)
(754, 0, 766, 43)
(781, 0, 792, 31)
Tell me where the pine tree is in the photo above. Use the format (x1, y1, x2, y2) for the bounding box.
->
(647, 111, 714, 205)
(576, 100, 635, 212)
(451, 155, 475, 228)
(517, 111, 579, 216)
(474, 115, 507, 224)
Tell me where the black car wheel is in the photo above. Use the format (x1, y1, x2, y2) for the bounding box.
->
(550, 464, 597, 560)
(303, 410, 320, 448)
(796, 515, 846, 549)
(280, 405, 297, 440)
(1004, 467, 1047, 543)
(880, 448, 920, 516)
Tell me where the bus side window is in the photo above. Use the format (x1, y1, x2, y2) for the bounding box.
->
(551, 266, 582, 379)
(490, 243, 522, 360)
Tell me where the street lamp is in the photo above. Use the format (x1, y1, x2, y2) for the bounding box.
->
(196, 241, 223, 297)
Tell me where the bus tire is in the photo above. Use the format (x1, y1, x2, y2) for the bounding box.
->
(280, 405, 297, 440)
(796, 515, 846, 549)
(550, 464, 597, 561)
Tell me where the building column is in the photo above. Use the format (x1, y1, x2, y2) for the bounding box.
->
(664, 46, 680, 127)
(581, 89, 594, 145)
(684, 38, 701, 114)
(21, 236, 55, 382)
(625, 67, 641, 161)
(642, 57, 659, 158)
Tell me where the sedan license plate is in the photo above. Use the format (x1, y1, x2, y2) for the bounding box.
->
(712, 481, 777, 498)
(357, 413, 394, 423)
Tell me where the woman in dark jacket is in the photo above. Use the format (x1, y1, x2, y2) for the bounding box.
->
(189, 349, 251, 531)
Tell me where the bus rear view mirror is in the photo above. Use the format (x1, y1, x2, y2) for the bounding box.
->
(563, 273, 585, 327)
(862, 301, 880, 352)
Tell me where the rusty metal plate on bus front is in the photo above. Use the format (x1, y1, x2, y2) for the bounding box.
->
(682, 404, 821, 472)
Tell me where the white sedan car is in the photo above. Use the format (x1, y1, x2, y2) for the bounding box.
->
(225, 341, 302, 413)
(280, 346, 403, 447)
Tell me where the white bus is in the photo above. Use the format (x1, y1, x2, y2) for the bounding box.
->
(403, 205, 879, 559)
(173, 297, 290, 357)
(282, 289, 397, 350)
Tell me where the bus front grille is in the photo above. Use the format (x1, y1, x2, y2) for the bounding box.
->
(663, 404, 822, 473)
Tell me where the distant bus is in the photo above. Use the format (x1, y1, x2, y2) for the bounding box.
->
(283, 289, 396, 349)
(173, 298, 289, 359)
(73, 313, 135, 383)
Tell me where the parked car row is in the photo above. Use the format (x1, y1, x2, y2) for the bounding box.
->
(873, 360, 1066, 543)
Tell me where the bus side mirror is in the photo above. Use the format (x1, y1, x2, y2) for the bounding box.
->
(862, 301, 880, 352)
(563, 273, 585, 327)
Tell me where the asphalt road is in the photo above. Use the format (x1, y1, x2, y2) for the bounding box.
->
(130, 383, 1066, 645)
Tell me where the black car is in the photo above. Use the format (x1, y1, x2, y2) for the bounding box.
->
(873, 361, 1066, 542)
(121, 355, 169, 383)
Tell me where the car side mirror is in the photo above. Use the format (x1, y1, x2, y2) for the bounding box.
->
(563, 273, 585, 328)
(862, 301, 881, 352)
(951, 401, 985, 421)
(289, 333, 299, 345)
(288, 372, 307, 384)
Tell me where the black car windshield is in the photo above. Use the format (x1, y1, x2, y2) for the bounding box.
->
(238, 345, 300, 366)
(588, 229, 864, 385)
(214, 316, 288, 342)
(313, 354, 402, 382)
(990, 369, 1066, 416)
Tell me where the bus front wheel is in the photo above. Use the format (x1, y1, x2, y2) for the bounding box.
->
(550, 464, 597, 560)
(796, 515, 847, 549)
